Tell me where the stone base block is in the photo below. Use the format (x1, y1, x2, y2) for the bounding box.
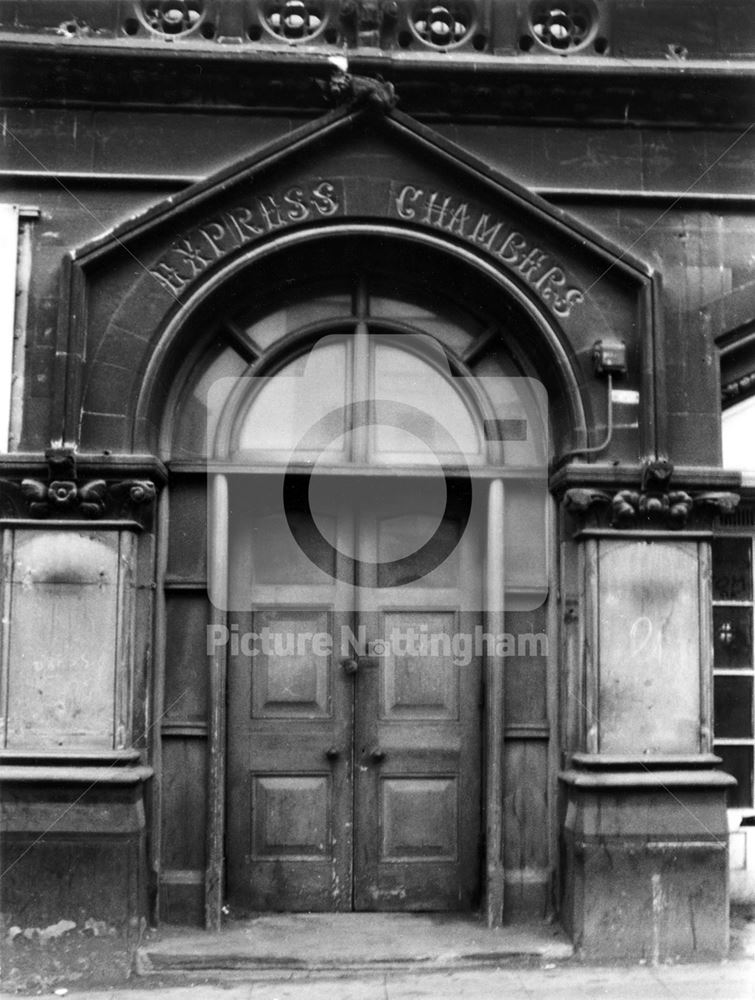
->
(560, 772, 731, 961)
(1, 777, 148, 931)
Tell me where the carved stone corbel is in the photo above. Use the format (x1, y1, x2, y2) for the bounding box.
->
(109, 479, 157, 520)
(3, 450, 158, 524)
(563, 460, 740, 531)
(563, 487, 612, 515)
(326, 67, 397, 112)
(692, 491, 740, 516)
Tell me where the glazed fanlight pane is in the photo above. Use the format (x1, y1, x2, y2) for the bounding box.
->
(371, 343, 482, 462)
(235, 338, 489, 464)
(368, 295, 476, 355)
(244, 294, 352, 351)
(236, 341, 350, 455)
(174, 345, 248, 459)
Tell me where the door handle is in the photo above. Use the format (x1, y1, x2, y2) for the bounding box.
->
(325, 746, 341, 760)
(369, 747, 386, 763)
(340, 657, 359, 675)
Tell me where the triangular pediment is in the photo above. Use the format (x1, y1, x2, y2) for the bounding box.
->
(75, 104, 652, 311)
(66, 104, 658, 454)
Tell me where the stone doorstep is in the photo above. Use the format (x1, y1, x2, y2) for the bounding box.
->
(136, 913, 573, 975)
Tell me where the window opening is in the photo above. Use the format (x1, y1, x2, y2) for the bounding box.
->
(712, 535, 755, 816)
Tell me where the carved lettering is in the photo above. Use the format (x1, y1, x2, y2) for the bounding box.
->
(388, 182, 585, 316)
(228, 206, 262, 240)
(517, 247, 549, 281)
(471, 214, 503, 251)
(446, 201, 471, 236)
(311, 181, 340, 217)
(395, 185, 423, 220)
(257, 194, 285, 231)
(553, 288, 585, 318)
(173, 237, 211, 277)
(150, 261, 187, 294)
(423, 191, 453, 228)
(200, 221, 229, 259)
(283, 186, 310, 223)
(535, 265, 566, 295)
(496, 231, 527, 264)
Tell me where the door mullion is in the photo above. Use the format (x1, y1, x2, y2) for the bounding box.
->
(351, 275, 371, 465)
(352, 493, 380, 910)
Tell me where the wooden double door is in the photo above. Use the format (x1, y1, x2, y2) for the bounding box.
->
(227, 477, 483, 911)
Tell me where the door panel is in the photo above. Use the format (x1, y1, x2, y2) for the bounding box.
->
(354, 485, 482, 911)
(227, 477, 482, 912)
(226, 479, 354, 912)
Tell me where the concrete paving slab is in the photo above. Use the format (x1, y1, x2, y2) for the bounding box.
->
(138, 913, 572, 973)
(15, 961, 754, 1000)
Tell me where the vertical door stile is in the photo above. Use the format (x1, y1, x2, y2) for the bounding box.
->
(206, 472, 229, 929)
(485, 477, 505, 927)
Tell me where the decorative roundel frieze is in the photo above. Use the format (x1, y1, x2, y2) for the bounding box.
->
(260, 0, 326, 41)
(409, 3, 475, 49)
(140, 1, 206, 35)
(525, 1, 598, 52)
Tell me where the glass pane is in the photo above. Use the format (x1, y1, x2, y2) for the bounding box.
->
(369, 294, 476, 355)
(371, 343, 482, 463)
(713, 606, 753, 669)
(723, 396, 755, 474)
(236, 340, 349, 456)
(714, 675, 753, 738)
(173, 345, 248, 458)
(716, 745, 754, 808)
(245, 294, 352, 351)
(377, 515, 461, 588)
(712, 537, 752, 600)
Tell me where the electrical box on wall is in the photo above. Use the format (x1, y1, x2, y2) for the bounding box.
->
(592, 338, 627, 377)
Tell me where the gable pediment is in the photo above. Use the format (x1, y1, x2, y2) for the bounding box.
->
(64, 104, 659, 455)
(75, 105, 651, 322)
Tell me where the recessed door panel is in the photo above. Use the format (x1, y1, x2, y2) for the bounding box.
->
(381, 777, 458, 860)
(252, 776, 331, 858)
(252, 608, 331, 717)
(381, 610, 460, 720)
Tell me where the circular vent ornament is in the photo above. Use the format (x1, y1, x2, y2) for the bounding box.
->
(529, 1, 596, 52)
(262, 0, 325, 40)
(410, 3, 474, 49)
(141, 1, 203, 35)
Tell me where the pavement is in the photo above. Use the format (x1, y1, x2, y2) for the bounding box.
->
(3, 912, 753, 999)
(2, 961, 753, 999)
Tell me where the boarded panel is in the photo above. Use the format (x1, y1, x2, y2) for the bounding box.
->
(167, 478, 207, 580)
(161, 737, 208, 870)
(504, 607, 548, 725)
(598, 540, 701, 753)
(5, 531, 120, 749)
(164, 593, 210, 721)
(503, 740, 549, 917)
